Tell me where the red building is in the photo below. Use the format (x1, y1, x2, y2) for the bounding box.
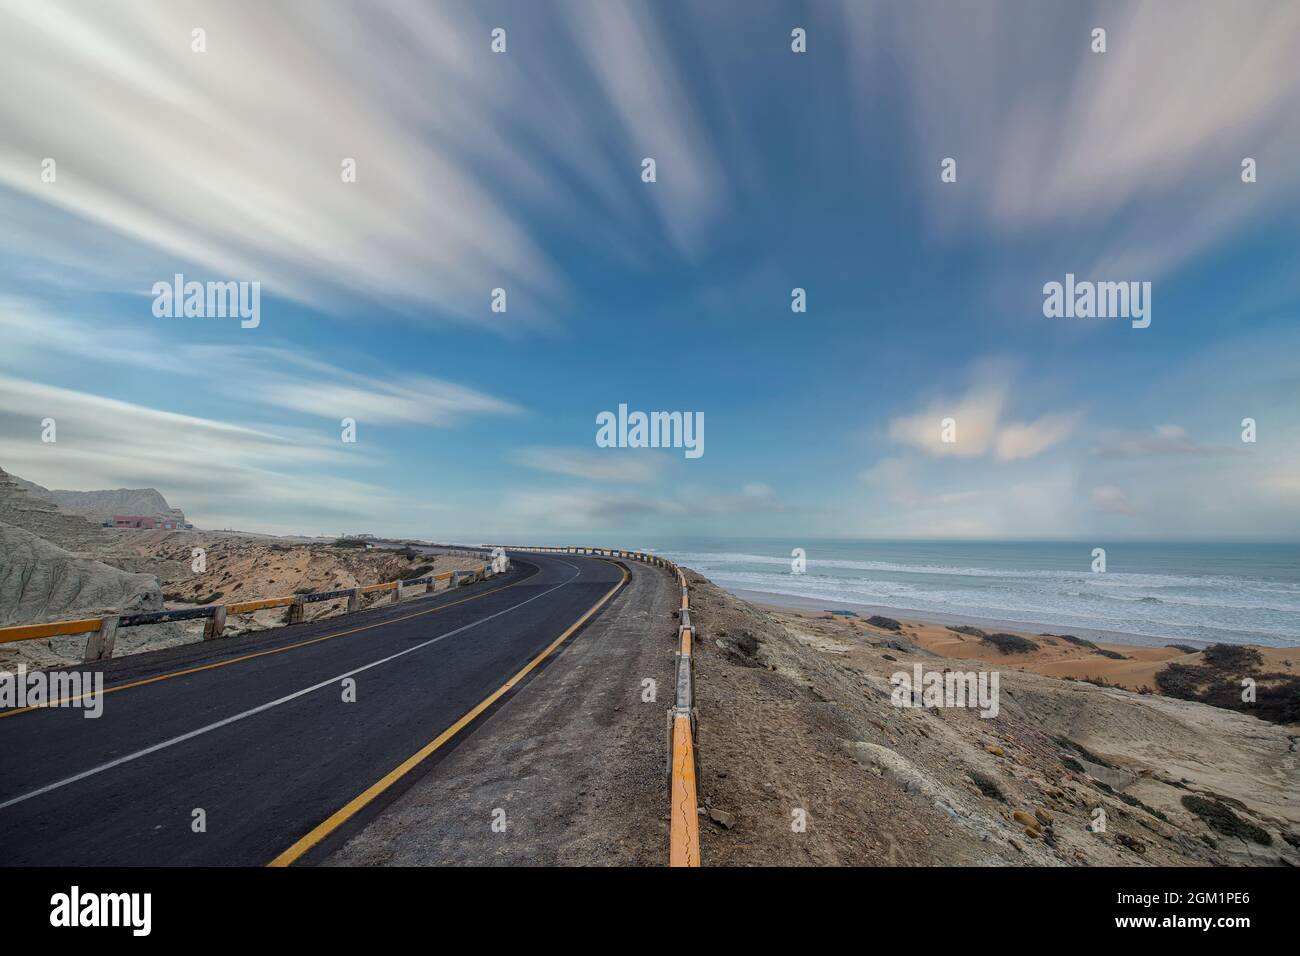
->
(111, 515, 182, 530)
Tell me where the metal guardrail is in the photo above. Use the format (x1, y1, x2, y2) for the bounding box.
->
(0, 549, 500, 662)
(119, 606, 217, 627)
(493, 544, 700, 867)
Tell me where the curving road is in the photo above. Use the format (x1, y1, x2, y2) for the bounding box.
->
(0, 552, 627, 866)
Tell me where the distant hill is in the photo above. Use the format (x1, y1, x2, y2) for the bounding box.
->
(9, 475, 184, 524)
(0, 466, 168, 650)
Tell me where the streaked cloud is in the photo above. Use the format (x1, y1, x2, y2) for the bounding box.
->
(0, 299, 520, 426)
(0, 0, 737, 327)
(513, 447, 661, 483)
(882, 0, 1300, 280)
(1093, 424, 1218, 459)
(0, 374, 405, 533)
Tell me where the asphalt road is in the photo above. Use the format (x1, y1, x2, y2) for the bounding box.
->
(0, 552, 626, 866)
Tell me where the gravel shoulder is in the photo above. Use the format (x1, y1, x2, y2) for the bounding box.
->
(324, 557, 677, 866)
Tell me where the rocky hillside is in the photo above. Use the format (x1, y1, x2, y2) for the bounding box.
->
(0, 466, 109, 552)
(0, 523, 161, 628)
(9, 473, 184, 525)
(684, 572, 1300, 867)
(0, 467, 172, 665)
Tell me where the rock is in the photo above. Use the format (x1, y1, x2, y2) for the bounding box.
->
(707, 808, 735, 829)
(1116, 832, 1146, 854)
(0, 521, 160, 628)
(1024, 825, 1041, 839)
(986, 746, 1005, 757)
(1034, 808, 1054, 826)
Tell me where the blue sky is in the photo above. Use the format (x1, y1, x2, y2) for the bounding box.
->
(1, 0, 1298, 541)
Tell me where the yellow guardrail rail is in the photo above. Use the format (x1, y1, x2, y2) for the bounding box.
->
(0, 617, 104, 644)
(226, 596, 295, 615)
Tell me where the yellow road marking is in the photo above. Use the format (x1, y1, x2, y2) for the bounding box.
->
(267, 562, 630, 867)
(0, 570, 535, 719)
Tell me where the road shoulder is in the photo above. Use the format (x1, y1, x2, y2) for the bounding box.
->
(324, 558, 676, 866)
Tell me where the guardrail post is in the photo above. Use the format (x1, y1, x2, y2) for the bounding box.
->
(347, 588, 361, 612)
(202, 605, 227, 641)
(83, 615, 119, 662)
(391, 582, 404, 604)
(287, 597, 305, 625)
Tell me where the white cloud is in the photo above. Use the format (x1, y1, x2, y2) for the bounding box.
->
(884, 370, 1079, 462)
(996, 413, 1080, 461)
(886, 382, 1007, 458)
(1089, 484, 1135, 515)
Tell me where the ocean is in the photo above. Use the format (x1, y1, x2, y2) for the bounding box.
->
(630, 538, 1300, 648)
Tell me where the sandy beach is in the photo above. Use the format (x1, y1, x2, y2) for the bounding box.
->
(738, 589, 1300, 695)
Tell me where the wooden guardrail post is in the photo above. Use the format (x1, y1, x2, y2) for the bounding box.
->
(83, 615, 119, 662)
(287, 597, 305, 625)
(347, 588, 361, 612)
(391, 581, 404, 604)
(202, 605, 227, 641)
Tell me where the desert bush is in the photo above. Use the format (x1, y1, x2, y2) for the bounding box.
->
(1201, 643, 1263, 672)
(981, 632, 1037, 654)
(1181, 795, 1271, 845)
(1052, 633, 1099, 649)
(1154, 662, 1207, 701)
